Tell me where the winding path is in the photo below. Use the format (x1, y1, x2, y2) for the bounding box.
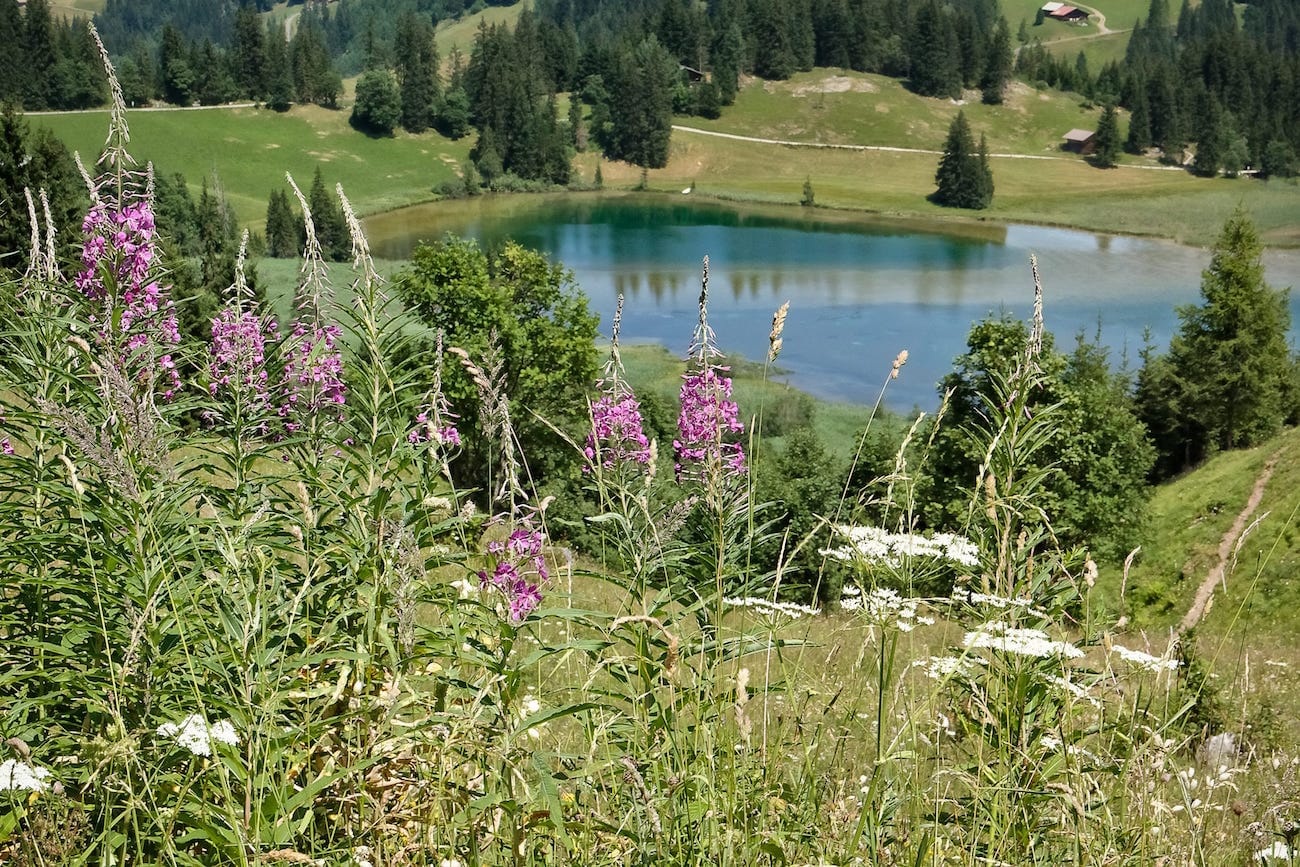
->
(1178, 453, 1279, 633)
(671, 124, 1186, 171)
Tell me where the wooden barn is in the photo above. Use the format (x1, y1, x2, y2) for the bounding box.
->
(1062, 128, 1097, 154)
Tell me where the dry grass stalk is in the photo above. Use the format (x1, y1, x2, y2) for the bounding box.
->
(285, 173, 330, 323)
(768, 301, 789, 363)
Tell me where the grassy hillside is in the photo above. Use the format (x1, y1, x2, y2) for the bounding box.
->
(436, 1, 525, 62)
(600, 70, 1300, 246)
(34, 105, 471, 227)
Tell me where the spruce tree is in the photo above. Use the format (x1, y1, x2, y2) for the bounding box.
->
(232, 3, 266, 100)
(1093, 102, 1121, 167)
(1139, 209, 1292, 472)
(908, 0, 961, 98)
(395, 12, 440, 134)
(933, 111, 992, 209)
(0, 0, 24, 104)
(1193, 93, 1225, 176)
(264, 188, 299, 258)
(1126, 89, 1152, 153)
(307, 166, 347, 262)
(982, 18, 1013, 105)
(22, 0, 56, 110)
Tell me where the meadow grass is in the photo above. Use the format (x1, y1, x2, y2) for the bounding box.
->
(588, 71, 1300, 247)
(1044, 30, 1135, 69)
(33, 104, 472, 227)
(1001, 0, 1150, 37)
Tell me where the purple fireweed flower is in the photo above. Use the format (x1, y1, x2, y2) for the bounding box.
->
(407, 410, 460, 447)
(478, 516, 548, 622)
(209, 306, 278, 412)
(278, 321, 346, 433)
(673, 365, 746, 481)
(1, 439, 12, 456)
(584, 393, 651, 473)
(78, 199, 182, 398)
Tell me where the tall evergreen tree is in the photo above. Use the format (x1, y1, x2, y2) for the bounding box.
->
(908, 0, 961, 98)
(231, 2, 267, 99)
(307, 166, 347, 261)
(22, 0, 56, 110)
(394, 12, 440, 133)
(1093, 102, 1122, 167)
(933, 111, 992, 209)
(264, 23, 294, 110)
(264, 187, 300, 258)
(1126, 87, 1152, 152)
(711, 22, 744, 105)
(0, 0, 25, 104)
(1137, 209, 1293, 474)
(605, 37, 676, 169)
(158, 23, 195, 106)
(981, 18, 1013, 104)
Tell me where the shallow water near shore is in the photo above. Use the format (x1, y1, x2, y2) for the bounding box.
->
(365, 192, 1300, 409)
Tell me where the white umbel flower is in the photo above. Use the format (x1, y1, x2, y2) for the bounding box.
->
(1111, 644, 1179, 672)
(157, 714, 239, 757)
(0, 759, 51, 792)
(963, 621, 1083, 659)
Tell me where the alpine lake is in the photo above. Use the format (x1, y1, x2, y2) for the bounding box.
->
(364, 192, 1300, 410)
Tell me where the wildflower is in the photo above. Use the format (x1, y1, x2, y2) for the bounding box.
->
(963, 621, 1083, 659)
(843, 586, 927, 631)
(156, 714, 239, 757)
(1, 439, 12, 456)
(409, 333, 460, 447)
(914, 654, 986, 681)
(478, 516, 548, 622)
(1256, 842, 1292, 863)
(1111, 644, 1179, 673)
(278, 321, 346, 433)
(823, 526, 979, 569)
(78, 198, 182, 398)
(585, 393, 651, 472)
(0, 759, 51, 792)
(724, 596, 821, 619)
(675, 257, 746, 481)
(209, 306, 277, 410)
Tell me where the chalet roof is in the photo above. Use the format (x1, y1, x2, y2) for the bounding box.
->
(1041, 2, 1065, 11)
(1053, 5, 1079, 14)
(1063, 128, 1095, 142)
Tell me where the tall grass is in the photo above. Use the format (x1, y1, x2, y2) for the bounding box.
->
(2, 28, 1299, 867)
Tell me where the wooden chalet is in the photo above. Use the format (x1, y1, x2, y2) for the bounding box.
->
(1062, 128, 1096, 154)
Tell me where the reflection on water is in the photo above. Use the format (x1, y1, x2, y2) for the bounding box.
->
(364, 192, 1300, 409)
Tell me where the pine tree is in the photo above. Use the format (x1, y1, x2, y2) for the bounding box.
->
(567, 95, 586, 151)
(264, 23, 294, 110)
(1126, 88, 1152, 152)
(395, 12, 440, 134)
(1139, 209, 1292, 472)
(933, 111, 992, 209)
(801, 176, 816, 206)
(308, 166, 347, 261)
(264, 187, 299, 258)
(982, 18, 1013, 104)
(158, 24, 194, 106)
(22, 0, 56, 110)
(712, 22, 744, 105)
(908, 0, 961, 98)
(1093, 102, 1121, 167)
(0, 0, 24, 104)
(605, 37, 676, 169)
(231, 3, 267, 100)
(1193, 92, 1226, 176)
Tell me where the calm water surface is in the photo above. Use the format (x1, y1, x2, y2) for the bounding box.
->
(365, 193, 1300, 409)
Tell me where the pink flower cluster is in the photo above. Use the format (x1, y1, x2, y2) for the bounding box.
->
(479, 520, 548, 622)
(209, 307, 278, 411)
(77, 201, 181, 398)
(278, 322, 346, 433)
(0, 412, 11, 456)
(584, 393, 651, 472)
(407, 410, 461, 447)
(674, 366, 746, 480)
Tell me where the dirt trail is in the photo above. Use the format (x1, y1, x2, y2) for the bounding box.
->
(1178, 453, 1279, 633)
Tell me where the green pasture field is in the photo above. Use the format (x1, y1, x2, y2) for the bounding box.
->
(1001, 0, 1150, 39)
(593, 70, 1300, 247)
(49, 0, 104, 20)
(34, 104, 471, 227)
(436, 1, 525, 63)
(1043, 31, 1133, 71)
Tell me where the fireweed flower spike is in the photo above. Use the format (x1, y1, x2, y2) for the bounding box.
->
(585, 294, 651, 473)
(279, 174, 346, 435)
(409, 332, 461, 448)
(674, 256, 746, 482)
(208, 233, 278, 417)
(478, 512, 549, 622)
